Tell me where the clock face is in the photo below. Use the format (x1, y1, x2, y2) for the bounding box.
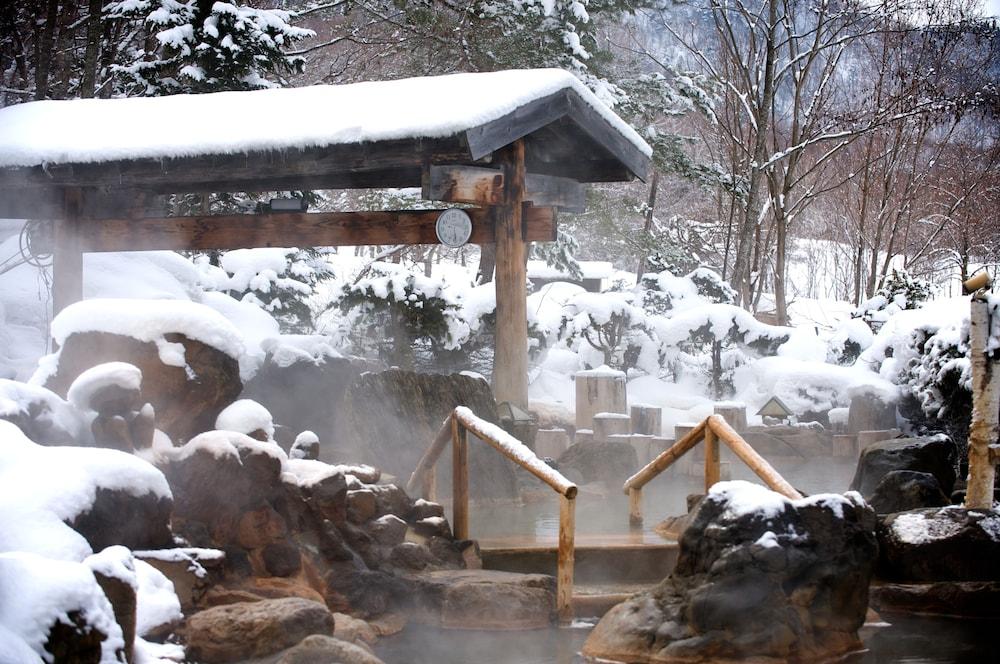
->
(436, 208, 473, 248)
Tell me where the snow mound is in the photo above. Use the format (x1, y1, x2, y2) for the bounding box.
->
(67, 362, 142, 411)
(215, 399, 275, 439)
(44, 298, 245, 370)
(0, 421, 171, 561)
(0, 551, 125, 664)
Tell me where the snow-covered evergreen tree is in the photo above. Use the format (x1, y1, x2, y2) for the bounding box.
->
(107, 0, 313, 96)
(854, 269, 934, 330)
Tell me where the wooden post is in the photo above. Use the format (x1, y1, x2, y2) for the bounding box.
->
(451, 416, 469, 540)
(705, 426, 721, 491)
(966, 295, 1000, 509)
(593, 413, 631, 442)
(557, 493, 576, 623)
(493, 139, 529, 408)
(713, 403, 747, 432)
(575, 368, 627, 430)
(631, 405, 662, 436)
(628, 487, 643, 529)
(535, 428, 570, 460)
(422, 466, 437, 503)
(53, 188, 84, 316)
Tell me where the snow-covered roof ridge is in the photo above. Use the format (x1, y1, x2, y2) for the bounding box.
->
(0, 69, 651, 170)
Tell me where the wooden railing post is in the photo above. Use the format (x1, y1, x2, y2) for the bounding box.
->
(629, 487, 643, 529)
(966, 291, 999, 509)
(558, 493, 576, 623)
(452, 415, 470, 540)
(422, 466, 437, 503)
(704, 425, 720, 491)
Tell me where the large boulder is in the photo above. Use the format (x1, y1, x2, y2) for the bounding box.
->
(71, 486, 173, 553)
(338, 370, 518, 500)
(43, 331, 241, 443)
(405, 569, 556, 630)
(583, 481, 877, 663)
(0, 378, 85, 446)
(183, 597, 335, 663)
(868, 470, 950, 514)
(878, 507, 1000, 582)
(556, 440, 637, 486)
(850, 435, 957, 498)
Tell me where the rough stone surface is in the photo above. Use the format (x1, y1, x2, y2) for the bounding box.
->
(848, 393, 897, 434)
(184, 598, 334, 663)
(850, 435, 957, 498)
(44, 331, 242, 442)
(43, 610, 108, 664)
(339, 370, 518, 500)
(583, 484, 877, 663)
(556, 440, 637, 486)
(275, 634, 385, 664)
(92, 570, 137, 664)
(70, 487, 173, 553)
(405, 569, 556, 630)
(878, 507, 1000, 582)
(870, 580, 1000, 618)
(868, 470, 950, 514)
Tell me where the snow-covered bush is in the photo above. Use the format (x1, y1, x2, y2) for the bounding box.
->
(853, 269, 934, 330)
(655, 304, 790, 398)
(108, 0, 313, 96)
(557, 291, 659, 372)
(826, 319, 875, 366)
(334, 263, 467, 370)
(639, 267, 735, 316)
(196, 248, 334, 334)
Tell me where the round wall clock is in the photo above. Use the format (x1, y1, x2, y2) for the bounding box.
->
(435, 208, 473, 247)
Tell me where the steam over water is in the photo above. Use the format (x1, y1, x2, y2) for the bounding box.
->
(374, 457, 998, 664)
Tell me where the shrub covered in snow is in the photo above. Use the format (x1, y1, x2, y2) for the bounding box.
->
(334, 263, 467, 370)
(557, 290, 659, 372)
(853, 269, 934, 330)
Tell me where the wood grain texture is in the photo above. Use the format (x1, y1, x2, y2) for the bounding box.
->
(79, 206, 556, 252)
(53, 188, 83, 315)
(558, 494, 576, 623)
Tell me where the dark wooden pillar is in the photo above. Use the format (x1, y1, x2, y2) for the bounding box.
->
(493, 140, 529, 408)
(52, 187, 83, 315)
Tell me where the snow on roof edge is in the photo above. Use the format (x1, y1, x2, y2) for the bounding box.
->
(0, 69, 652, 170)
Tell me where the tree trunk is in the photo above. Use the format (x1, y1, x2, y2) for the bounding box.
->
(965, 297, 1000, 509)
(636, 171, 660, 280)
(80, 0, 104, 98)
(477, 243, 496, 284)
(33, 0, 60, 100)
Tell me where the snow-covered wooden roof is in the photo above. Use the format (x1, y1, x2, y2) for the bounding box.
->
(0, 69, 650, 211)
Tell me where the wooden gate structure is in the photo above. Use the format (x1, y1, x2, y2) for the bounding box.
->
(0, 70, 650, 406)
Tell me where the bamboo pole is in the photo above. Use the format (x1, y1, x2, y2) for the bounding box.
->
(628, 487, 643, 528)
(965, 295, 1000, 509)
(454, 407, 577, 498)
(708, 415, 803, 500)
(704, 426, 721, 492)
(405, 416, 452, 497)
(452, 416, 469, 540)
(557, 494, 576, 623)
(623, 420, 707, 492)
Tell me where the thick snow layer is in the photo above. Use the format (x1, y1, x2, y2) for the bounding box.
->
(175, 429, 287, 465)
(0, 421, 171, 561)
(733, 356, 898, 417)
(0, 551, 125, 664)
(215, 399, 275, 439)
(43, 298, 245, 370)
(85, 545, 138, 591)
(709, 480, 865, 523)
(67, 362, 142, 411)
(0, 69, 650, 168)
(134, 559, 182, 637)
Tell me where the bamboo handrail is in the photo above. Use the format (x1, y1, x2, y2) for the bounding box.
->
(623, 414, 803, 527)
(405, 406, 578, 623)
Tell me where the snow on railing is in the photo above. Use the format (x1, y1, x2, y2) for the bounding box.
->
(623, 414, 802, 527)
(407, 406, 577, 623)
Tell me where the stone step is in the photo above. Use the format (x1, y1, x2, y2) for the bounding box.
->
(402, 569, 557, 630)
(571, 582, 652, 618)
(479, 534, 679, 585)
